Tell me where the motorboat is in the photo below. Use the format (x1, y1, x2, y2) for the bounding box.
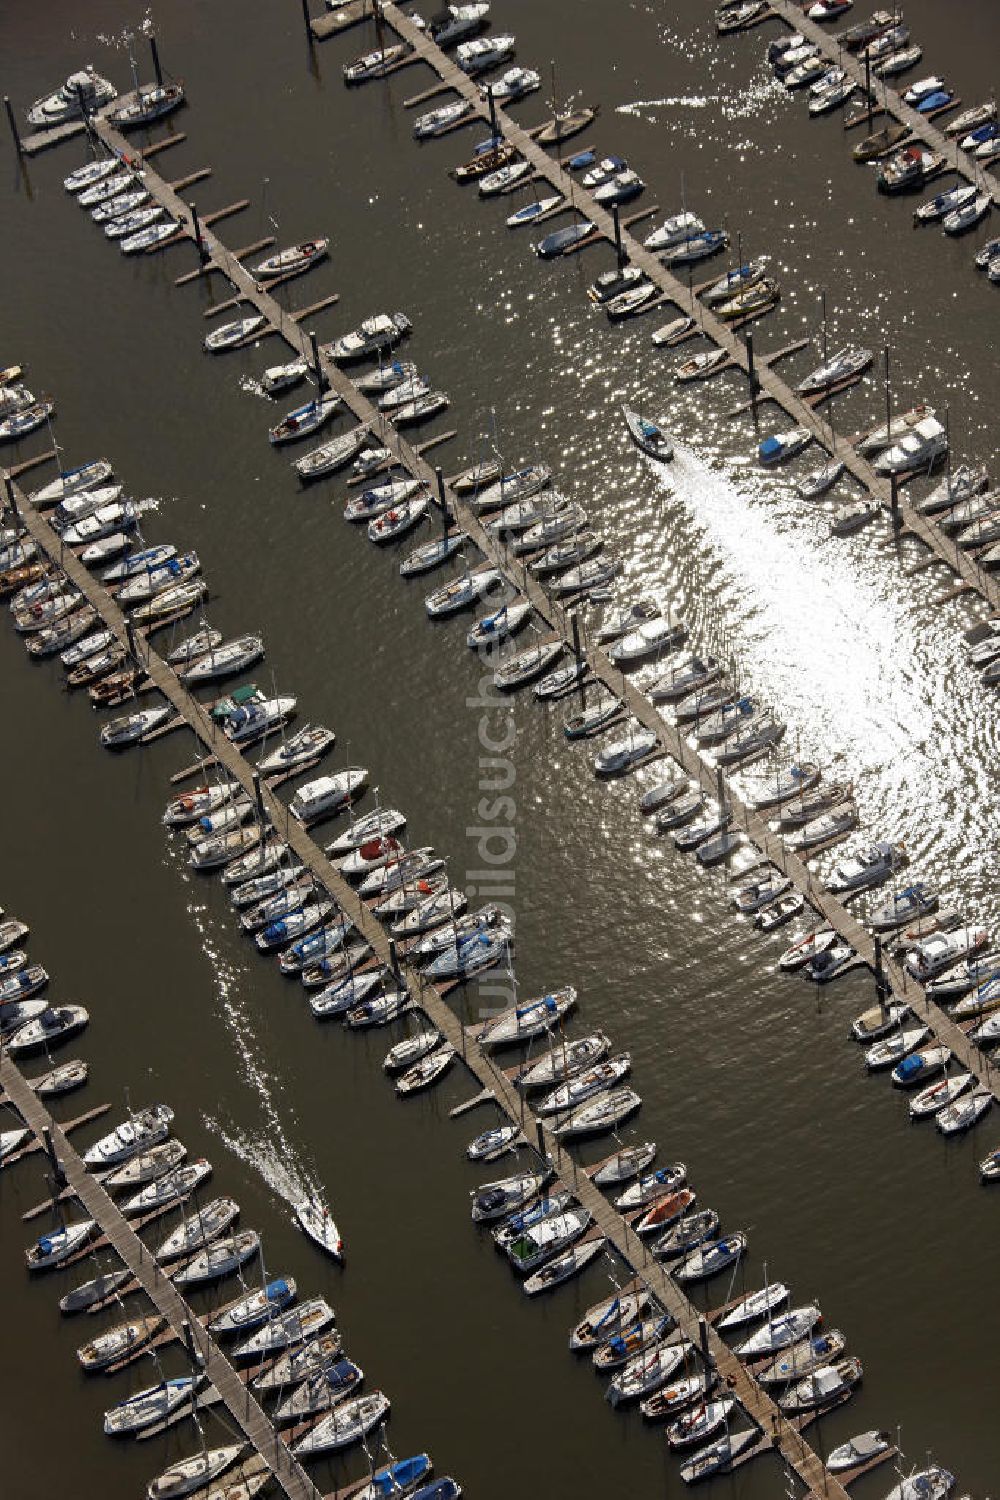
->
(82, 1104, 174, 1169)
(413, 99, 474, 139)
(253, 239, 329, 278)
(27, 67, 116, 127)
(906, 925, 988, 981)
(328, 312, 412, 364)
(479, 161, 534, 198)
(643, 212, 705, 252)
(826, 840, 905, 894)
(8, 1004, 90, 1055)
(891, 1044, 952, 1088)
(483, 66, 540, 102)
(877, 145, 946, 194)
(223, 695, 297, 746)
(826, 1431, 893, 1475)
(758, 428, 812, 465)
(455, 33, 516, 75)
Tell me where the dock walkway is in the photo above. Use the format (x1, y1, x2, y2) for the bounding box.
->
(0, 1052, 322, 1500)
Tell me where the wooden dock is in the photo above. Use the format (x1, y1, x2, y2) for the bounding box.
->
(0, 1053, 323, 1500)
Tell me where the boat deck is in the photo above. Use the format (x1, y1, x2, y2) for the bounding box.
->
(0, 1055, 324, 1500)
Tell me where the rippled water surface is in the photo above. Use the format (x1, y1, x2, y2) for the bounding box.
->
(0, 0, 998, 1496)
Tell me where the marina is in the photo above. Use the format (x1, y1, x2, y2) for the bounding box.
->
(1, 1, 998, 1497)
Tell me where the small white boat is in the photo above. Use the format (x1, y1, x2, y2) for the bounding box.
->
(909, 1071, 972, 1119)
(204, 315, 265, 352)
(717, 1282, 790, 1330)
(396, 1042, 456, 1096)
(826, 1430, 892, 1475)
(253, 239, 329, 279)
(735, 1303, 821, 1358)
(831, 497, 881, 536)
(171, 1230, 260, 1287)
(291, 1392, 391, 1455)
(294, 1196, 343, 1259)
(881, 1468, 955, 1500)
(147, 1444, 245, 1500)
(936, 1085, 991, 1136)
(268, 393, 340, 445)
(290, 769, 367, 824)
(594, 723, 657, 776)
(553, 1085, 642, 1140)
(104, 1377, 202, 1437)
(121, 220, 180, 254)
(155, 1197, 240, 1260)
(26, 1218, 97, 1271)
(83, 1104, 174, 1169)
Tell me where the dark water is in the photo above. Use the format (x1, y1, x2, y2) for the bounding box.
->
(0, 1, 998, 1497)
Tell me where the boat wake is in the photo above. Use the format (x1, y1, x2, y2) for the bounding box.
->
(181, 890, 313, 1208)
(616, 95, 714, 119)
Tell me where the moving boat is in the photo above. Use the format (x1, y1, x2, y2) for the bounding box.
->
(623, 405, 674, 461)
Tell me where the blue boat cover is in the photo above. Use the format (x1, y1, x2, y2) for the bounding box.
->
(759, 436, 783, 459)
